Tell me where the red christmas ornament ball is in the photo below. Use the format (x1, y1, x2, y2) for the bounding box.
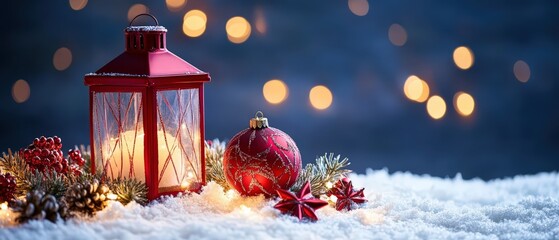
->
(223, 112, 302, 197)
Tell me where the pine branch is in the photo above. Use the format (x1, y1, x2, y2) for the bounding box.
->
(205, 139, 229, 189)
(291, 153, 351, 196)
(68, 172, 104, 185)
(27, 170, 69, 200)
(0, 149, 31, 196)
(108, 177, 148, 206)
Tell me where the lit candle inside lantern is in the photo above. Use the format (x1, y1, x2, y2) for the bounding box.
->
(104, 130, 197, 190)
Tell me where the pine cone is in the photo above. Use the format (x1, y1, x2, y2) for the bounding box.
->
(65, 179, 111, 215)
(0, 171, 17, 203)
(12, 190, 68, 223)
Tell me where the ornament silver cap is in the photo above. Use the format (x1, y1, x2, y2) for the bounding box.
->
(249, 111, 269, 129)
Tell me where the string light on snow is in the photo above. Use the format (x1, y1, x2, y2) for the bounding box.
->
(426, 95, 446, 120)
(69, 0, 87, 11)
(0, 201, 13, 225)
(107, 193, 118, 201)
(127, 4, 149, 22)
(453, 46, 474, 70)
(183, 10, 207, 37)
(348, 0, 369, 16)
(12, 79, 31, 104)
(309, 85, 333, 110)
(263, 79, 288, 104)
(226, 16, 251, 44)
(514, 60, 531, 83)
(388, 23, 407, 46)
(53, 47, 72, 71)
(454, 92, 475, 117)
(166, 0, 186, 12)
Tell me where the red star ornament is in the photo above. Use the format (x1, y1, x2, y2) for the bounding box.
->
(274, 181, 328, 221)
(328, 178, 367, 211)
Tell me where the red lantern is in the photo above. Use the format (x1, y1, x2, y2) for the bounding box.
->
(84, 14, 210, 200)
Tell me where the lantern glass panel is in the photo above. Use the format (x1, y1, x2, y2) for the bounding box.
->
(92, 91, 145, 181)
(156, 88, 201, 191)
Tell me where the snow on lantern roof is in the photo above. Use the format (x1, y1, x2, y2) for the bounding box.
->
(125, 26, 167, 32)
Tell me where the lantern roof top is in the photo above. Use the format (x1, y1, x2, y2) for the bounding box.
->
(85, 14, 209, 85)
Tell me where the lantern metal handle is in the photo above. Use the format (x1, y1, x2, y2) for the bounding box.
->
(129, 13, 159, 26)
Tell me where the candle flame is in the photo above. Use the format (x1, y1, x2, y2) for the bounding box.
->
(181, 180, 190, 189)
(0, 202, 8, 211)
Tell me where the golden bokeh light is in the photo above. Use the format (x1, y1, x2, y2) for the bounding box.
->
(403, 75, 429, 103)
(254, 8, 267, 34)
(453, 46, 474, 70)
(514, 60, 530, 83)
(454, 92, 475, 117)
(166, 0, 186, 11)
(12, 79, 30, 104)
(388, 24, 407, 46)
(69, 0, 88, 11)
(417, 80, 430, 102)
(127, 4, 149, 22)
(53, 47, 72, 71)
(226, 16, 251, 44)
(183, 10, 207, 37)
(263, 79, 288, 104)
(309, 85, 333, 110)
(348, 0, 369, 16)
(426, 95, 446, 120)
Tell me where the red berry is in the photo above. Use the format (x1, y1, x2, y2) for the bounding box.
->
(0, 171, 17, 202)
(20, 136, 80, 176)
(39, 136, 47, 146)
(40, 149, 49, 157)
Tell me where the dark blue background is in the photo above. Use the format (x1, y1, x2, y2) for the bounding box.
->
(1, 0, 558, 179)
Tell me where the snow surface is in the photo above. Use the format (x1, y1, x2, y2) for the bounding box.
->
(1, 169, 558, 240)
